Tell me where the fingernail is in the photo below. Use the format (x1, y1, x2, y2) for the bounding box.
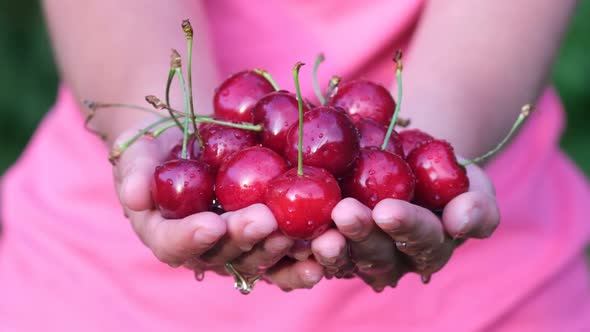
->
(239, 243, 254, 251)
(459, 207, 482, 235)
(243, 221, 275, 240)
(294, 251, 311, 261)
(303, 270, 322, 288)
(357, 262, 374, 272)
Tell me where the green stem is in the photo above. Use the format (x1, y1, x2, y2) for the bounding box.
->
(461, 104, 532, 166)
(175, 68, 195, 159)
(109, 117, 174, 163)
(186, 36, 198, 134)
(194, 117, 262, 131)
(292, 62, 305, 176)
(165, 69, 184, 130)
(254, 68, 280, 91)
(83, 101, 166, 117)
(312, 54, 326, 105)
(151, 122, 178, 138)
(382, 52, 403, 150)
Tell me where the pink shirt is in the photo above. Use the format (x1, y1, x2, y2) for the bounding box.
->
(1, 1, 589, 331)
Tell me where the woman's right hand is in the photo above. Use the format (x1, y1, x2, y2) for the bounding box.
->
(111, 124, 324, 290)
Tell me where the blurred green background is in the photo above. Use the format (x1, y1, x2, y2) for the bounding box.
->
(0, 1, 588, 174)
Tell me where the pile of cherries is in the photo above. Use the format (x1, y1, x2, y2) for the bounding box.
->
(150, 53, 471, 241)
(101, 20, 528, 242)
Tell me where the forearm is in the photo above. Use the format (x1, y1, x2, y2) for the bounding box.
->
(42, 0, 219, 146)
(402, 0, 577, 158)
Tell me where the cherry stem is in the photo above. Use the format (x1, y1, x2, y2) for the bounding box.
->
(194, 117, 262, 131)
(165, 66, 184, 130)
(109, 117, 174, 164)
(253, 68, 280, 91)
(145, 95, 261, 131)
(174, 67, 195, 159)
(381, 50, 403, 151)
(461, 104, 533, 166)
(182, 20, 199, 134)
(312, 53, 326, 105)
(292, 62, 305, 176)
(151, 122, 178, 138)
(83, 101, 166, 118)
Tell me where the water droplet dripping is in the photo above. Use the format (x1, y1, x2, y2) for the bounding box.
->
(421, 274, 431, 284)
(396, 241, 407, 249)
(195, 271, 205, 281)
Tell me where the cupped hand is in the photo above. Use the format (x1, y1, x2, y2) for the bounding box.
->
(112, 125, 323, 291)
(311, 162, 500, 292)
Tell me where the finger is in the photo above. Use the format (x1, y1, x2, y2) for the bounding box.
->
(231, 232, 294, 278)
(113, 123, 182, 212)
(442, 165, 500, 239)
(265, 258, 324, 291)
(128, 209, 227, 267)
(113, 136, 162, 212)
(373, 199, 452, 274)
(200, 204, 277, 265)
(352, 228, 408, 291)
(332, 198, 407, 289)
(373, 199, 445, 253)
(289, 240, 313, 261)
(331, 198, 374, 241)
(311, 229, 355, 278)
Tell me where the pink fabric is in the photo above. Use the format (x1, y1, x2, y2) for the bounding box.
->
(1, 1, 590, 330)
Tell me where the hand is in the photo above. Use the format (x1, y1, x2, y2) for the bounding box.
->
(310, 162, 500, 291)
(112, 125, 324, 290)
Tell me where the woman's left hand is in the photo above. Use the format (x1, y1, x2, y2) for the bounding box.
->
(310, 162, 500, 292)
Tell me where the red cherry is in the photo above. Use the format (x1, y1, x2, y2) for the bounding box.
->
(342, 147, 415, 209)
(213, 70, 276, 122)
(265, 166, 341, 240)
(328, 80, 395, 125)
(167, 135, 201, 161)
(406, 139, 469, 210)
(151, 159, 215, 219)
(399, 129, 434, 157)
(356, 118, 404, 157)
(284, 106, 360, 177)
(199, 123, 258, 172)
(252, 91, 310, 155)
(215, 146, 289, 211)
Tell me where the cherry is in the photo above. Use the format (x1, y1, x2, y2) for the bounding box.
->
(265, 62, 343, 240)
(406, 139, 469, 210)
(151, 159, 215, 219)
(167, 135, 201, 161)
(342, 51, 416, 209)
(356, 118, 404, 157)
(284, 106, 360, 177)
(265, 166, 341, 240)
(252, 91, 310, 155)
(342, 147, 415, 209)
(213, 70, 277, 122)
(215, 146, 289, 211)
(399, 129, 434, 157)
(199, 122, 259, 172)
(328, 80, 395, 125)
